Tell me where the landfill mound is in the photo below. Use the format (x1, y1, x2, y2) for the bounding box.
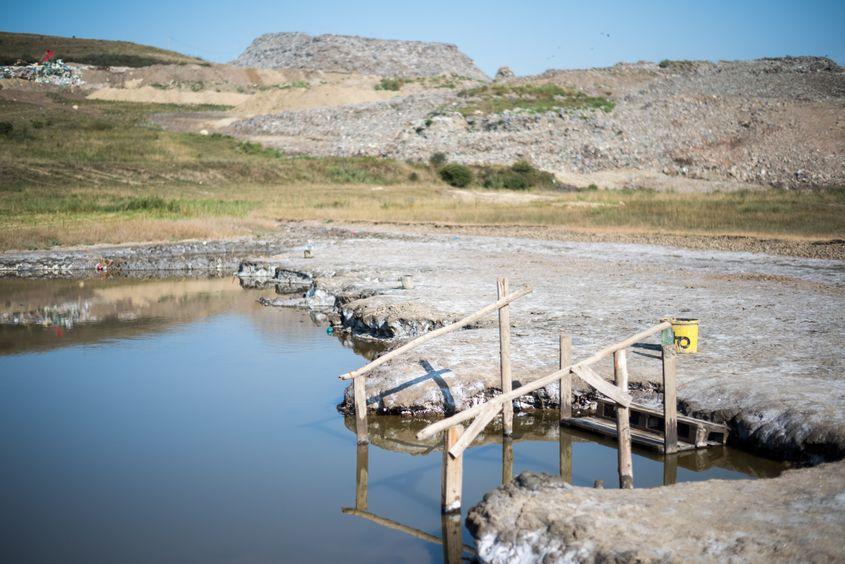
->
(0, 59, 84, 86)
(231, 56, 845, 189)
(232, 32, 488, 80)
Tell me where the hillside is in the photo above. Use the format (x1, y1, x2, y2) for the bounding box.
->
(0, 31, 206, 67)
(232, 32, 488, 80)
(232, 56, 845, 190)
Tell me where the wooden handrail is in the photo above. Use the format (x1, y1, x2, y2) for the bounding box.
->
(416, 321, 671, 440)
(339, 285, 533, 380)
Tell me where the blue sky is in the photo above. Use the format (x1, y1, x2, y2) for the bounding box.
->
(4, 0, 844, 75)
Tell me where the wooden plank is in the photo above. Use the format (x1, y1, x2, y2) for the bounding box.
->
(663, 454, 678, 486)
(572, 365, 633, 408)
(594, 399, 729, 435)
(441, 512, 463, 564)
(568, 416, 698, 453)
(340, 285, 533, 380)
(559, 333, 572, 422)
(354, 375, 368, 445)
(559, 431, 572, 483)
(497, 277, 513, 435)
(448, 401, 499, 458)
(662, 345, 678, 454)
(417, 322, 666, 440)
(614, 350, 633, 489)
(502, 436, 514, 484)
(441, 425, 464, 513)
(356, 443, 368, 510)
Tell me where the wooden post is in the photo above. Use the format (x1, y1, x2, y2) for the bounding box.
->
(559, 429, 572, 483)
(614, 349, 634, 489)
(354, 375, 368, 445)
(662, 345, 678, 454)
(497, 277, 513, 436)
(502, 436, 514, 484)
(441, 512, 463, 564)
(663, 453, 678, 486)
(559, 333, 572, 423)
(441, 425, 464, 514)
(356, 443, 368, 510)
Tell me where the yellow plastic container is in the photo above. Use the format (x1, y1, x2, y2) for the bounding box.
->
(671, 318, 699, 353)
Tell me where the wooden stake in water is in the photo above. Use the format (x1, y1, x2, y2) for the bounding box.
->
(356, 443, 368, 510)
(353, 375, 368, 445)
(662, 345, 678, 454)
(614, 349, 634, 489)
(497, 277, 513, 436)
(502, 436, 514, 484)
(441, 425, 464, 514)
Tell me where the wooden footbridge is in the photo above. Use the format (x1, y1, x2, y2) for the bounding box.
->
(338, 278, 729, 515)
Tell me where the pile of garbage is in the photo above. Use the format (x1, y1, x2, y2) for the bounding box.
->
(0, 59, 84, 87)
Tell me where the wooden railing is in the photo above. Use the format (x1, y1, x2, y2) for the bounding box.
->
(337, 278, 686, 515)
(417, 321, 675, 513)
(339, 278, 533, 444)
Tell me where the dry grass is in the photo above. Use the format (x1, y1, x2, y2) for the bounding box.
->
(0, 89, 842, 250)
(0, 31, 205, 66)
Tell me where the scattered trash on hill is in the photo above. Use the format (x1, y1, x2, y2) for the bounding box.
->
(0, 59, 84, 86)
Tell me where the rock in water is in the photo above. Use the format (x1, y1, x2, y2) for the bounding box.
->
(231, 32, 489, 80)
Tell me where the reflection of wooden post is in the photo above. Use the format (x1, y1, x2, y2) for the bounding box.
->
(354, 376, 368, 444)
(663, 453, 678, 485)
(559, 333, 572, 422)
(614, 350, 633, 489)
(559, 430, 572, 483)
(355, 443, 368, 510)
(497, 278, 513, 436)
(442, 425, 464, 513)
(502, 436, 514, 484)
(441, 512, 463, 564)
(661, 345, 678, 454)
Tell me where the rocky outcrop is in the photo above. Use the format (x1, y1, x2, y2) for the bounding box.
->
(231, 32, 488, 80)
(467, 466, 845, 563)
(494, 66, 515, 81)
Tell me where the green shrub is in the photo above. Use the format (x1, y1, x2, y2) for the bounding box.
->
(429, 152, 448, 167)
(511, 159, 533, 174)
(439, 163, 473, 187)
(479, 160, 557, 190)
(483, 170, 528, 190)
(408, 171, 420, 182)
(375, 78, 404, 91)
(658, 59, 670, 68)
(0, 121, 12, 135)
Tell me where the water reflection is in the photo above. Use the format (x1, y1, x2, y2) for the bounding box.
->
(345, 442, 476, 564)
(343, 411, 786, 487)
(0, 275, 790, 563)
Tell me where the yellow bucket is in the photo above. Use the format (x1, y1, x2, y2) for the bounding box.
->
(671, 318, 699, 354)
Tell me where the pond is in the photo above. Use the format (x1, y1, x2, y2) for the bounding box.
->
(0, 277, 787, 563)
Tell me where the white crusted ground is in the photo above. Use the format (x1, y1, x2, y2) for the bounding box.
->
(251, 223, 845, 461)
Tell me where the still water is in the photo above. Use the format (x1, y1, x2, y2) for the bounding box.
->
(0, 277, 786, 563)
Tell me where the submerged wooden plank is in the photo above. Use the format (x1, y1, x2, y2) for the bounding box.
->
(568, 416, 698, 453)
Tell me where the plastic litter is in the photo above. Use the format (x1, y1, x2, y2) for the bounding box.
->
(0, 59, 85, 87)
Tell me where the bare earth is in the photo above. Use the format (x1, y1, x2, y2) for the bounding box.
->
(468, 466, 845, 563)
